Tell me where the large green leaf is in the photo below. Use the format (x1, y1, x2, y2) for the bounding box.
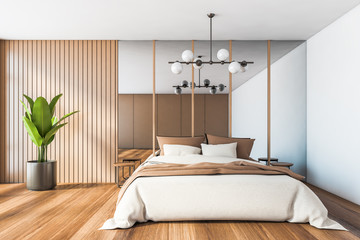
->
(43, 123, 67, 145)
(49, 94, 63, 116)
(46, 135, 55, 145)
(53, 111, 79, 127)
(51, 116, 58, 126)
(22, 116, 43, 147)
(20, 100, 32, 121)
(23, 94, 34, 112)
(32, 97, 52, 137)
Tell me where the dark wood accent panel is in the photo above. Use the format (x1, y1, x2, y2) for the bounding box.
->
(205, 94, 228, 137)
(181, 94, 205, 136)
(118, 95, 134, 148)
(157, 94, 181, 137)
(0, 40, 118, 183)
(118, 94, 227, 148)
(181, 95, 191, 136)
(194, 94, 205, 136)
(133, 95, 152, 148)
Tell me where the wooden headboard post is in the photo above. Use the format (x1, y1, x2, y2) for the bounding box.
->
(152, 40, 156, 156)
(229, 40, 232, 138)
(267, 40, 271, 166)
(191, 40, 195, 137)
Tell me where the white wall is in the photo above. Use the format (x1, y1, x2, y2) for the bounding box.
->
(307, 5, 360, 205)
(118, 40, 230, 94)
(232, 43, 307, 176)
(119, 41, 153, 93)
(118, 40, 303, 94)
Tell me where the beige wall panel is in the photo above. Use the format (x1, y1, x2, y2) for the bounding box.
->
(118, 95, 134, 148)
(205, 94, 228, 137)
(119, 93, 226, 148)
(181, 95, 191, 136)
(157, 94, 181, 137)
(181, 94, 205, 137)
(194, 94, 205, 136)
(134, 94, 152, 148)
(0, 40, 118, 183)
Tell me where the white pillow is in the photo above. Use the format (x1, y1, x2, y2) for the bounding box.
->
(163, 144, 201, 156)
(201, 142, 237, 158)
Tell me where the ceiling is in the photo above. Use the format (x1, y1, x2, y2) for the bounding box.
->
(1, 0, 359, 40)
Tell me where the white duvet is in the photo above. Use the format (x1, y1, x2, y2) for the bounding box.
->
(101, 155, 344, 230)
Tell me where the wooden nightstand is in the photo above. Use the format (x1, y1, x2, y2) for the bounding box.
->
(258, 157, 278, 166)
(122, 158, 142, 167)
(271, 162, 293, 169)
(114, 162, 136, 187)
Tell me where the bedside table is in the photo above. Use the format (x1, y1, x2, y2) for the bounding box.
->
(122, 158, 142, 167)
(258, 157, 278, 166)
(113, 162, 136, 187)
(271, 162, 293, 169)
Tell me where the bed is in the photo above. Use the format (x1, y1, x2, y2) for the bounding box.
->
(101, 153, 344, 230)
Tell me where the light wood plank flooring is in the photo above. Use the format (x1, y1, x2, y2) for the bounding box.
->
(0, 149, 359, 240)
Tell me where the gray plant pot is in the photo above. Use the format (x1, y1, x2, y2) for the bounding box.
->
(26, 161, 57, 191)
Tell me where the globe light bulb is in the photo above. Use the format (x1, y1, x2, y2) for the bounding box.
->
(210, 86, 217, 95)
(174, 86, 182, 95)
(228, 61, 241, 74)
(203, 79, 210, 87)
(190, 82, 196, 89)
(217, 49, 229, 61)
(181, 80, 189, 88)
(193, 58, 203, 70)
(171, 61, 183, 74)
(181, 50, 194, 63)
(240, 61, 249, 72)
(218, 84, 225, 92)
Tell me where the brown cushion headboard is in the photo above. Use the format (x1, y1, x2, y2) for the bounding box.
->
(205, 134, 255, 160)
(157, 136, 205, 156)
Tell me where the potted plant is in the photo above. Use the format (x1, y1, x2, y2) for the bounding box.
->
(20, 94, 78, 190)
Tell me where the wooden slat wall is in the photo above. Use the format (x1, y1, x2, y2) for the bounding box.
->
(0, 40, 118, 183)
(0, 41, 7, 183)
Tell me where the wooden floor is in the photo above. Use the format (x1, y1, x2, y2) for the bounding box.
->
(0, 149, 359, 240)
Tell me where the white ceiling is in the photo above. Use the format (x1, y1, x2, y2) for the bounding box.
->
(0, 0, 359, 40)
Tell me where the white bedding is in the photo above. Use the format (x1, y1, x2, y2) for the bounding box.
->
(101, 155, 344, 230)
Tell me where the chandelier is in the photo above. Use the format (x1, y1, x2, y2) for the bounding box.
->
(168, 13, 254, 76)
(173, 56, 226, 95)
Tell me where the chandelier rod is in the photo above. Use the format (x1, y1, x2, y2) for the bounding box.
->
(168, 13, 254, 75)
(209, 14, 213, 62)
(199, 69, 201, 86)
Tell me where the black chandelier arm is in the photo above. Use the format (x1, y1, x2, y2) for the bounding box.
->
(172, 85, 226, 89)
(168, 61, 254, 65)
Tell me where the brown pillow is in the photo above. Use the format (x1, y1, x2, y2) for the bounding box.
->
(157, 136, 205, 156)
(206, 134, 255, 160)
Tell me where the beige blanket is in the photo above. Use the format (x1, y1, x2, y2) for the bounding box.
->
(117, 160, 304, 204)
(101, 155, 344, 230)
